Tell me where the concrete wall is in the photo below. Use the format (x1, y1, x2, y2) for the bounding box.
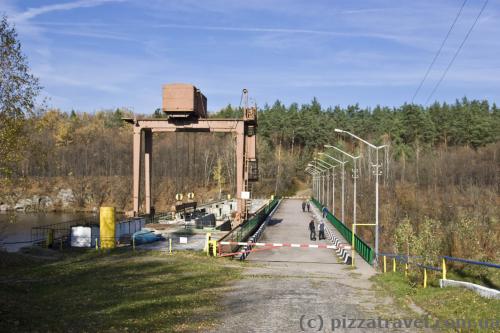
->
(440, 279, 500, 299)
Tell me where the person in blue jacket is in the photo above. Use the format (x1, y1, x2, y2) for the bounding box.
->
(318, 220, 325, 240)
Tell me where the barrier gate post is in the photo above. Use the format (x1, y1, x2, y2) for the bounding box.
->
(205, 233, 211, 256)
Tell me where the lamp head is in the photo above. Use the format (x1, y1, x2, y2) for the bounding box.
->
(334, 128, 343, 133)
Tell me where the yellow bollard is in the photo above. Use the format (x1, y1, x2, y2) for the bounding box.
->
(393, 258, 396, 272)
(100, 207, 116, 249)
(211, 240, 218, 257)
(423, 268, 427, 288)
(442, 258, 447, 280)
(205, 233, 212, 255)
(383, 256, 387, 273)
(95, 238, 99, 251)
(405, 263, 408, 277)
(169, 238, 172, 254)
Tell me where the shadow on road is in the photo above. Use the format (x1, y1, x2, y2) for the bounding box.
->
(267, 218, 283, 226)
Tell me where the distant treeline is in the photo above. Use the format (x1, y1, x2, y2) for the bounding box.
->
(14, 97, 500, 193)
(217, 97, 499, 150)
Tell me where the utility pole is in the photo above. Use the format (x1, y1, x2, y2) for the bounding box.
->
(319, 152, 346, 222)
(333, 129, 387, 268)
(315, 157, 336, 213)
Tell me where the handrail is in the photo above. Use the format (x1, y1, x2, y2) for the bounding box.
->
(311, 197, 374, 264)
(442, 256, 500, 269)
(219, 197, 280, 245)
(381, 252, 500, 270)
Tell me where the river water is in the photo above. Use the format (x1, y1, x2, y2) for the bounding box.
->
(0, 212, 95, 252)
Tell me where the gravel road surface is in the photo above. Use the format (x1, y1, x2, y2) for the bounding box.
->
(212, 199, 432, 333)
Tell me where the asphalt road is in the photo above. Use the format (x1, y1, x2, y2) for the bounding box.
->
(212, 199, 431, 333)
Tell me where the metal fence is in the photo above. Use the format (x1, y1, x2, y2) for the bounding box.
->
(219, 197, 280, 254)
(379, 252, 500, 289)
(31, 215, 100, 246)
(30, 215, 146, 249)
(311, 197, 374, 265)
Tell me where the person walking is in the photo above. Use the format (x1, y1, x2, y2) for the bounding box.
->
(309, 220, 316, 241)
(322, 206, 327, 218)
(318, 220, 325, 240)
(302, 201, 306, 212)
(150, 206, 156, 223)
(306, 201, 311, 212)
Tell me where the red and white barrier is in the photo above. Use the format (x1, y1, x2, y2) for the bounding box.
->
(218, 240, 350, 250)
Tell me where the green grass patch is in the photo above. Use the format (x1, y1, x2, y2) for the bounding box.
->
(447, 266, 500, 290)
(0, 249, 242, 332)
(373, 272, 500, 330)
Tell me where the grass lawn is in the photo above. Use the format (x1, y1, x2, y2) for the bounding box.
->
(373, 272, 500, 331)
(0, 248, 242, 332)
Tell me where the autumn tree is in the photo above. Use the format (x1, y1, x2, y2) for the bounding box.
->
(0, 15, 41, 177)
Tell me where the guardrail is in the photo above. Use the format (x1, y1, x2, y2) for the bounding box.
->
(380, 252, 500, 293)
(311, 198, 374, 264)
(218, 197, 280, 254)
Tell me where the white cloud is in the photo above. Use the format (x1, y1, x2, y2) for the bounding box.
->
(13, 0, 125, 22)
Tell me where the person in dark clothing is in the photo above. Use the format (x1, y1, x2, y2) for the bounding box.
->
(150, 206, 156, 222)
(318, 220, 325, 240)
(302, 201, 306, 212)
(322, 206, 327, 218)
(309, 220, 316, 240)
(306, 202, 311, 212)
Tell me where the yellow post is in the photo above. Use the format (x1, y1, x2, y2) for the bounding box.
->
(95, 238, 98, 251)
(100, 207, 116, 249)
(169, 238, 172, 254)
(383, 255, 387, 273)
(205, 233, 212, 255)
(442, 258, 447, 280)
(211, 240, 218, 257)
(405, 263, 408, 277)
(393, 257, 396, 272)
(423, 268, 427, 288)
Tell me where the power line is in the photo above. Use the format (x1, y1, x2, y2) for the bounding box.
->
(425, 0, 489, 105)
(411, 0, 468, 104)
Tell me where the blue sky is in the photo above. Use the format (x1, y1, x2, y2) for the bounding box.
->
(1, 0, 499, 114)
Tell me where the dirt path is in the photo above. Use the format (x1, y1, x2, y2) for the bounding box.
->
(213, 199, 430, 333)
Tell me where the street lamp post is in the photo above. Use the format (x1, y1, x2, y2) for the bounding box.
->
(312, 162, 328, 205)
(308, 163, 326, 203)
(319, 152, 347, 221)
(324, 145, 360, 226)
(306, 168, 319, 199)
(334, 129, 387, 267)
(315, 157, 337, 213)
(316, 160, 329, 208)
(324, 145, 360, 266)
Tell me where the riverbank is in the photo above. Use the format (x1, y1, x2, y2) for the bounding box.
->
(0, 248, 242, 332)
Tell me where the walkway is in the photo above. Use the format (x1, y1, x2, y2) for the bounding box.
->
(213, 199, 431, 332)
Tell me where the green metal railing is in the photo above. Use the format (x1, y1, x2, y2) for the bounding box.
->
(311, 198, 374, 264)
(236, 197, 280, 242)
(219, 197, 280, 253)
